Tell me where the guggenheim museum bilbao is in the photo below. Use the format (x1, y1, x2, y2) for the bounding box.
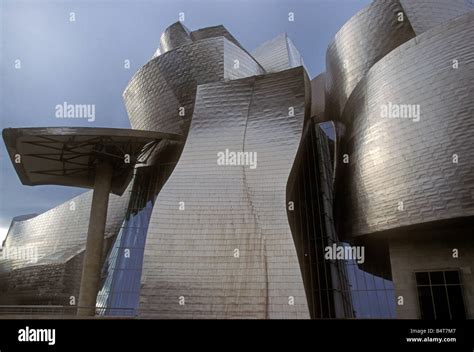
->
(1, 0, 473, 319)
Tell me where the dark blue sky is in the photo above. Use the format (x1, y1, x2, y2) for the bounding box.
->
(0, 0, 370, 240)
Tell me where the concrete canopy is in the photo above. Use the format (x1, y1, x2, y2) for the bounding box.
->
(2, 127, 182, 195)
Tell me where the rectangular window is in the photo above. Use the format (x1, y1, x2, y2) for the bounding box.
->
(415, 270, 466, 319)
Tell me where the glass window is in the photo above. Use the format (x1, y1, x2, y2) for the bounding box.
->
(417, 286, 435, 319)
(415, 272, 429, 285)
(415, 270, 466, 319)
(445, 271, 460, 285)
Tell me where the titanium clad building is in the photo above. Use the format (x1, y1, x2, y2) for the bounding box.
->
(326, 0, 474, 319)
(1, 0, 473, 319)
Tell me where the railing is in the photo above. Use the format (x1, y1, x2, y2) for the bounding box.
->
(0, 305, 136, 317)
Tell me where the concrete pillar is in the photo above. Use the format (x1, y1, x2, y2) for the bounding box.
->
(77, 162, 113, 316)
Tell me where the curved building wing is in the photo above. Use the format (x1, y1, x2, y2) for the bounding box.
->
(159, 21, 193, 55)
(3, 2, 472, 319)
(399, 0, 474, 34)
(325, 0, 416, 121)
(0, 189, 130, 305)
(124, 33, 264, 136)
(339, 11, 474, 237)
(325, 0, 474, 122)
(139, 67, 310, 319)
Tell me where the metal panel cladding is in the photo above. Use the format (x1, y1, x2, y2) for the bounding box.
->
(340, 12, 474, 237)
(1, 190, 129, 271)
(252, 33, 305, 73)
(399, 0, 474, 35)
(139, 67, 310, 319)
(0, 189, 130, 303)
(310, 72, 326, 121)
(190, 25, 245, 52)
(325, 0, 416, 121)
(123, 38, 264, 136)
(325, 0, 473, 122)
(159, 22, 193, 54)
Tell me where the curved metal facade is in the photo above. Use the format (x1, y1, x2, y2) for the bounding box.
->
(2, 1, 472, 319)
(127, 23, 354, 319)
(325, 0, 473, 123)
(139, 67, 311, 319)
(124, 37, 264, 135)
(399, 0, 473, 35)
(325, 0, 416, 121)
(159, 22, 193, 55)
(339, 12, 474, 237)
(0, 190, 130, 304)
(2, 191, 129, 271)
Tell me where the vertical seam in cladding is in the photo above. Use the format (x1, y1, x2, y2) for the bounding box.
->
(241, 78, 261, 228)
